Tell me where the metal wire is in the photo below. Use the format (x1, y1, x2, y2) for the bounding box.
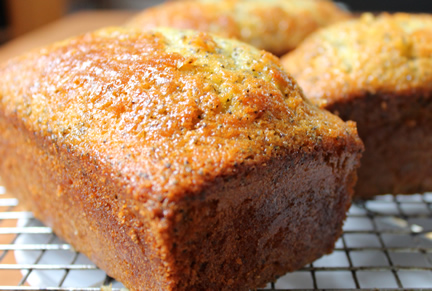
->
(1, 186, 432, 290)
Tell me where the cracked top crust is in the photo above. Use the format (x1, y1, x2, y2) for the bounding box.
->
(0, 27, 361, 202)
(281, 13, 432, 107)
(127, 0, 350, 56)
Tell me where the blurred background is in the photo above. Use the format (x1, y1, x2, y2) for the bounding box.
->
(0, 0, 432, 46)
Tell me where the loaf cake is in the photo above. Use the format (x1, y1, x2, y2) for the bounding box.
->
(126, 0, 351, 56)
(281, 13, 432, 198)
(0, 27, 363, 290)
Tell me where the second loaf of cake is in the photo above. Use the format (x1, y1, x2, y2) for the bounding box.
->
(0, 27, 363, 290)
(127, 0, 351, 56)
(282, 13, 432, 198)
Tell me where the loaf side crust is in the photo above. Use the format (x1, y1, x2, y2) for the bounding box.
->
(326, 93, 432, 198)
(0, 112, 361, 289)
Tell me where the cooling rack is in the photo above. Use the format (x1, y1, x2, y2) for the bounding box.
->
(1, 183, 432, 290)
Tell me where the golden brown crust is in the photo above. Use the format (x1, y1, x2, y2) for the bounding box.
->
(1, 26, 360, 203)
(281, 13, 432, 107)
(0, 27, 363, 289)
(281, 13, 432, 197)
(127, 0, 351, 56)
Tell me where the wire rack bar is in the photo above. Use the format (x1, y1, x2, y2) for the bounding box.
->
(0, 264, 99, 270)
(17, 234, 56, 286)
(0, 288, 125, 291)
(335, 246, 432, 252)
(0, 212, 33, 219)
(299, 266, 432, 271)
(0, 199, 18, 207)
(347, 213, 432, 219)
(1, 192, 432, 289)
(0, 227, 52, 234)
(0, 244, 72, 251)
(343, 229, 431, 234)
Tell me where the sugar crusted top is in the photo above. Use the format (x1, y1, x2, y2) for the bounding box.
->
(0, 27, 359, 202)
(282, 13, 432, 107)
